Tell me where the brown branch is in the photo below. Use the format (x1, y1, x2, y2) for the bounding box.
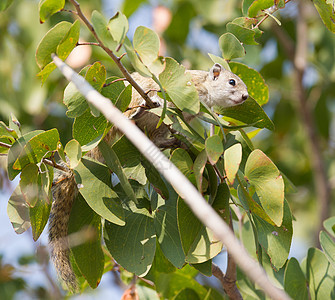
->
(212, 212, 242, 300)
(68, 0, 156, 108)
(272, 1, 331, 246)
(103, 77, 126, 87)
(212, 262, 242, 300)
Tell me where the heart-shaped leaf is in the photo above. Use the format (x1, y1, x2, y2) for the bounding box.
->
(245, 149, 284, 226)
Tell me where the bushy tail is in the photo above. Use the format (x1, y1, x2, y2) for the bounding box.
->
(49, 168, 78, 293)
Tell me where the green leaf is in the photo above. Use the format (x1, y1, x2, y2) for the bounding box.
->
(72, 109, 107, 148)
(20, 164, 39, 207)
(107, 11, 129, 46)
(0, 121, 17, 141)
(170, 148, 193, 176)
(39, 0, 65, 23)
(193, 150, 208, 192)
(208, 53, 230, 70)
(178, 198, 222, 263)
(7, 185, 31, 234)
(219, 33, 245, 60)
(165, 1, 195, 44)
(232, 16, 258, 27)
(36, 21, 72, 69)
(64, 139, 82, 169)
(68, 193, 104, 289)
(320, 231, 335, 269)
(74, 158, 125, 225)
(224, 143, 242, 185)
(104, 202, 156, 276)
(226, 22, 258, 45)
(0, 0, 13, 11)
(306, 248, 335, 300)
(124, 37, 152, 78)
(112, 135, 142, 167)
(56, 20, 80, 60)
(122, 0, 148, 17)
(64, 62, 106, 118)
(156, 271, 208, 299)
(142, 159, 169, 200)
(245, 149, 285, 226)
(153, 191, 185, 268)
(37, 62, 57, 85)
(133, 26, 160, 66)
(84, 62, 107, 117)
(91, 10, 117, 50)
(248, 0, 274, 17)
(115, 84, 132, 112)
(173, 288, 201, 300)
(177, 197, 202, 262)
(7, 130, 44, 180)
(9, 113, 21, 138)
(151, 240, 176, 274)
(230, 62, 269, 106)
(216, 97, 274, 131)
(254, 199, 293, 269)
(238, 184, 276, 226)
(324, 216, 335, 238)
(13, 129, 60, 171)
(159, 57, 199, 114)
(284, 258, 308, 300)
(101, 76, 126, 104)
(212, 183, 230, 223)
(313, 0, 335, 33)
(99, 140, 137, 204)
(191, 260, 212, 277)
(29, 164, 53, 241)
(205, 135, 223, 165)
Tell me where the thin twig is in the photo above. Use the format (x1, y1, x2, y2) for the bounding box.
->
(77, 42, 100, 47)
(68, 0, 156, 108)
(212, 262, 242, 300)
(52, 55, 290, 300)
(61, 8, 78, 15)
(103, 77, 126, 87)
(254, 14, 269, 29)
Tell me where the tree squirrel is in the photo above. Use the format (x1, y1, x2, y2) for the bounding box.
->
(49, 63, 248, 292)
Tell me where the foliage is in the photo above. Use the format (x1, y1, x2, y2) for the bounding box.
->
(0, 0, 335, 299)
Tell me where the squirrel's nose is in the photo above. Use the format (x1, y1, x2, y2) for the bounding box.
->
(242, 93, 249, 101)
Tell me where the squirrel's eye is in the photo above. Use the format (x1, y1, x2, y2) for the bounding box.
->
(229, 79, 236, 86)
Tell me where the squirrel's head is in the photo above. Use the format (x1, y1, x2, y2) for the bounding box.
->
(207, 63, 249, 108)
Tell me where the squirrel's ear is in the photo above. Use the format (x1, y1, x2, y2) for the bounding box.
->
(210, 63, 223, 81)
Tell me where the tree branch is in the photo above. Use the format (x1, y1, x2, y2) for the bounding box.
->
(212, 212, 243, 300)
(67, 0, 156, 108)
(52, 55, 290, 300)
(212, 263, 242, 300)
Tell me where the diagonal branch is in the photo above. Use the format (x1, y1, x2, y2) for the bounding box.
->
(52, 54, 290, 300)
